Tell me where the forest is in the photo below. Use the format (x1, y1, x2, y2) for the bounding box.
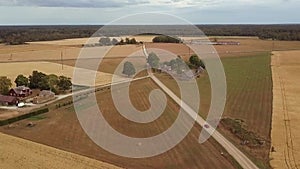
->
(0, 24, 299, 45)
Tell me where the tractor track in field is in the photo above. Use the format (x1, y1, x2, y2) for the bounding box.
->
(273, 53, 299, 169)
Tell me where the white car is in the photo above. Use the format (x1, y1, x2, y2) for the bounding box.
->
(17, 102, 25, 108)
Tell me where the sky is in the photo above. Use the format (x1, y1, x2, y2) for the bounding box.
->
(0, 0, 299, 25)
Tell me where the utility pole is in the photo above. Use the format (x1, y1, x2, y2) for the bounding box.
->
(188, 40, 192, 56)
(272, 39, 275, 52)
(61, 50, 64, 70)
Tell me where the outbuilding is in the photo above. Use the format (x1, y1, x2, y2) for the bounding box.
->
(0, 95, 19, 106)
(33, 90, 55, 104)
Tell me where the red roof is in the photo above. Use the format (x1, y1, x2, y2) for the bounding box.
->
(10, 86, 31, 95)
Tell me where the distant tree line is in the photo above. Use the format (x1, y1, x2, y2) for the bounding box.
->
(197, 25, 300, 41)
(0, 25, 98, 45)
(152, 35, 182, 43)
(0, 25, 300, 45)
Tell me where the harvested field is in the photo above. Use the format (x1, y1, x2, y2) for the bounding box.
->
(0, 78, 238, 169)
(1, 38, 299, 64)
(0, 132, 121, 169)
(270, 50, 300, 169)
(52, 45, 145, 74)
(0, 44, 68, 54)
(0, 62, 120, 87)
(146, 39, 300, 58)
(0, 45, 113, 62)
(27, 36, 156, 46)
(27, 37, 100, 46)
(180, 36, 260, 40)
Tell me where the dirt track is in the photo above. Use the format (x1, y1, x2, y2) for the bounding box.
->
(270, 50, 300, 169)
(0, 132, 121, 169)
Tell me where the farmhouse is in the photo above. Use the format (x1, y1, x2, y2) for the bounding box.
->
(33, 90, 55, 104)
(9, 86, 32, 97)
(0, 95, 19, 106)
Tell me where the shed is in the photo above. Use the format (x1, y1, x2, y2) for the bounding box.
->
(0, 95, 19, 106)
(33, 90, 55, 104)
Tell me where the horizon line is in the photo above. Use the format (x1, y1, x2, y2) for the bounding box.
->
(0, 23, 300, 26)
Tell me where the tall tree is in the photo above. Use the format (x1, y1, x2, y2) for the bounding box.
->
(125, 37, 130, 44)
(57, 76, 72, 91)
(29, 71, 50, 90)
(147, 52, 160, 69)
(99, 37, 111, 46)
(189, 54, 205, 69)
(48, 74, 59, 94)
(122, 61, 136, 77)
(0, 76, 12, 95)
(15, 74, 29, 87)
(111, 38, 119, 45)
(189, 55, 200, 67)
(129, 38, 137, 44)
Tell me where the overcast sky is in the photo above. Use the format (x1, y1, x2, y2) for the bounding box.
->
(0, 0, 299, 25)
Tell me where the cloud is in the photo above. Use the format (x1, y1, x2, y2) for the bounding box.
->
(147, 0, 223, 8)
(0, 0, 150, 8)
(0, 0, 296, 9)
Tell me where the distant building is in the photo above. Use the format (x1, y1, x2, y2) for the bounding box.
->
(9, 86, 32, 97)
(33, 90, 55, 104)
(215, 41, 240, 45)
(0, 95, 19, 106)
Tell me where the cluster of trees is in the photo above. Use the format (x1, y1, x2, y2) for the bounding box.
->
(121, 52, 205, 77)
(149, 52, 205, 74)
(152, 35, 182, 43)
(27, 71, 72, 93)
(98, 37, 119, 46)
(118, 38, 139, 45)
(0, 71, 72, 95)
(98, 37, 139, 46)
(163, 57, 188, 74)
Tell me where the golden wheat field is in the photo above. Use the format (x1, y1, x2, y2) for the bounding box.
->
(270, 50, 300, 169)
